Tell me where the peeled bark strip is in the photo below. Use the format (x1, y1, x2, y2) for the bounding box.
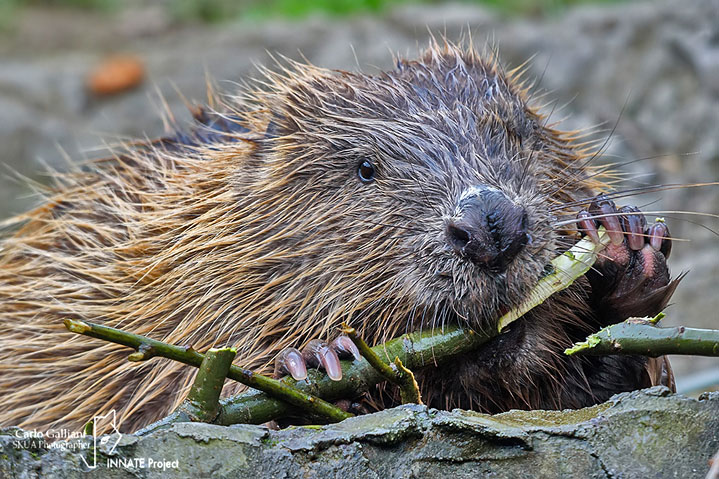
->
(497, 228, 610, 331)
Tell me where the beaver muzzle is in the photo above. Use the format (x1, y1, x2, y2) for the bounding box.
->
(445, 186, 529, 271)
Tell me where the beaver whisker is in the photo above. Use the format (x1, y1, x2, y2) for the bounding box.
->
(546, 98, 629, 198)
(586, 152, 699, 178)
(553, 210, 719, 228)
(548, 182, 719, 212)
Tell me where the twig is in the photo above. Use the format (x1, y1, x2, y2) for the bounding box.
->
(341, 323, 422, 405)
(212, 325, 486, 427)
(64, 319, 352, 423)
(565, 316, 719, 357)
(180, 347, 236, 423)
(76, 229, 613, 431)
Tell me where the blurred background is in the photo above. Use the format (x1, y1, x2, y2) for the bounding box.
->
(0, 0, 717, 392)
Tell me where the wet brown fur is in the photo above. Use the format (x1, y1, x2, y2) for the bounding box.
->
(0, 41, 672, 433)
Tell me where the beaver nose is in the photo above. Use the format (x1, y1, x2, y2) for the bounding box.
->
(446, 188, 529, 271)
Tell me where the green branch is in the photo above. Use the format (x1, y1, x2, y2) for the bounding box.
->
(565, 316, 719, 357)
(341, 323, 422, 405)
(64, 319, 352, 423)
(180, 347, 237, 423)
(213, 325, 484, 426)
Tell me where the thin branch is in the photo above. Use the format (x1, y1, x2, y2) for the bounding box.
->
(565, 316, 719, 357)
(64, 319, 352, 423)
(180, 347, 237, 423)
(341, 323, 422, 405)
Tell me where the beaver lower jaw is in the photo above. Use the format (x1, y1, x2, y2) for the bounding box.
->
(426, 269, 532, 313)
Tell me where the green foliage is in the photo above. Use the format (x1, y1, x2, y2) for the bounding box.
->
(10, 0, 119, 10)
(0, 0, 19, 29)
(171, 0, 405, 22)
(472, 0, 624, 17)
(243, 0, 404, 20)
(5, 0, 628, 25)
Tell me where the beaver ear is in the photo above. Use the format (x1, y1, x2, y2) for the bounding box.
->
(265, 117, 282, 139)
(159, 106, 252, 150)
(265, 112, 300, 139)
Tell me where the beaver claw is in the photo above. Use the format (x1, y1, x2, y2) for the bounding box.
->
(274, 336, 361, 382)
(576, 195, 679, 322)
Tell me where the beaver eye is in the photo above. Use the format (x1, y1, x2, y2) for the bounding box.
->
(357, 160, 376, 183)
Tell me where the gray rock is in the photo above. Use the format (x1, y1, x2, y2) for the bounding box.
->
(1, 389, 717, 478)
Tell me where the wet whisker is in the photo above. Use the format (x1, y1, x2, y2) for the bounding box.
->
(549, 182, 719, 212)
(553, 210, 719, 228)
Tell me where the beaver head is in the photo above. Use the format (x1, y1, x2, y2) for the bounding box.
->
(239, 43, 589, 336)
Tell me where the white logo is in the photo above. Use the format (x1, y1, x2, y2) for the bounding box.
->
(79, 410, 122, 470)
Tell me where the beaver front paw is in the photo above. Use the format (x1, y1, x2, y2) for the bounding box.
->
(576, 195, 681, 323)
(273, 336, 361, 381)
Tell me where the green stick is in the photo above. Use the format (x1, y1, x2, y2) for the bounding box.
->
(565, 316, 719, 357)
(341, 324, 422, 404)
(180, 347, 237, 423)
(64, 319, 352, 423)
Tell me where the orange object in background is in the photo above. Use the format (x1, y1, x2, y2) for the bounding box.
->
(87, 55, 145, 96)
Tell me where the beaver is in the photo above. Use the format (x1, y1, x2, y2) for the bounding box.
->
(0, 41, 679, 433)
